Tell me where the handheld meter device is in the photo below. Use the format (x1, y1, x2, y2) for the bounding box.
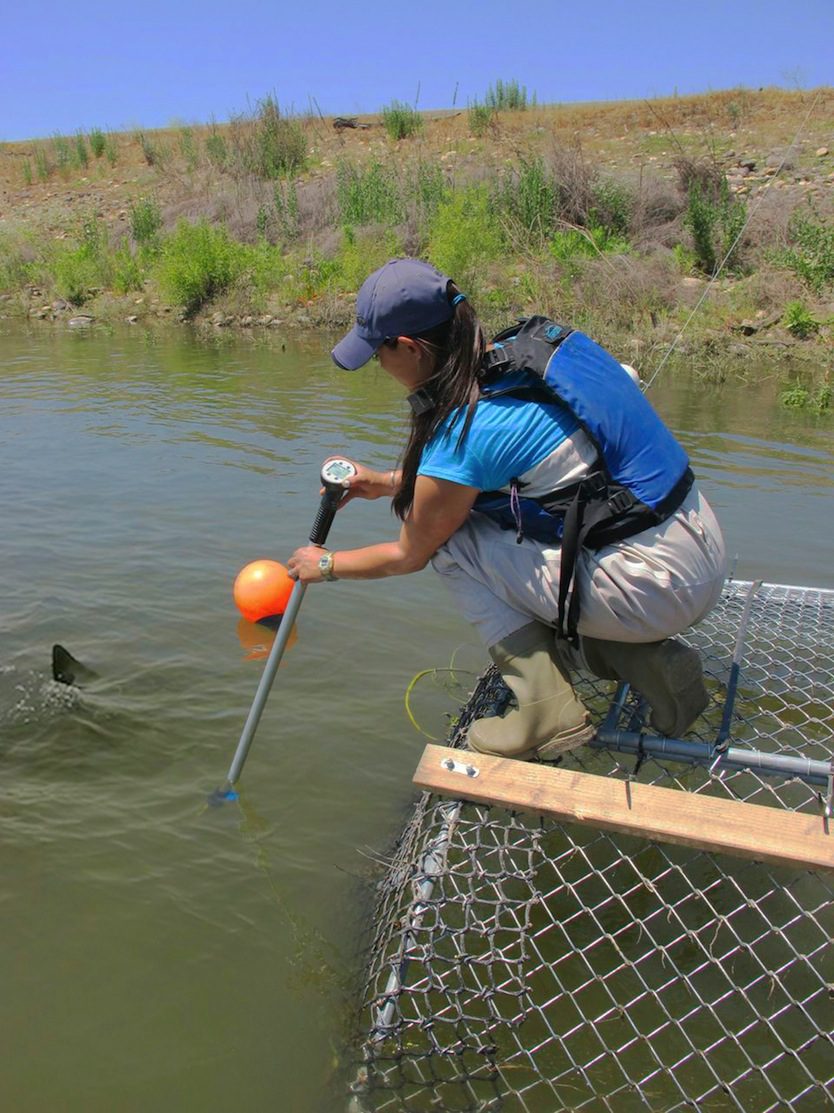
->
(309, 458, 358, 545)
(320, 457, 357, 490)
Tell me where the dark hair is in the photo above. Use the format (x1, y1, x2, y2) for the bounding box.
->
(392, 282, 485, 520)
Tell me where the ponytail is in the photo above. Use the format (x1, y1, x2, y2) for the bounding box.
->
(392, 283, 485, 520)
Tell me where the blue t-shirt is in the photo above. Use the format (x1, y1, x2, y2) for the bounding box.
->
(417, 396, 580, 491)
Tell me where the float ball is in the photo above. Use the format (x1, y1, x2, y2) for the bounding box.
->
(233, 560, 294, 623)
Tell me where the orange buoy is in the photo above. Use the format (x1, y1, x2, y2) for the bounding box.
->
(233, 559, 295, 623)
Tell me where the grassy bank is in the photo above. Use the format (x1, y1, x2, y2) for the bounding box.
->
(1, 86, 832, 408)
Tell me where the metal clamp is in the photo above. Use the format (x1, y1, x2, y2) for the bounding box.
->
(441, 756, 480, 778)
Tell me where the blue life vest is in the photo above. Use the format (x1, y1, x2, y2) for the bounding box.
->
(474, 316, 694, 641)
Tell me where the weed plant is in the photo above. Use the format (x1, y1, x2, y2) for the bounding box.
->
(685, 178, 746, 275)
(51, 218, 111, 304)
(130, 198, 163, 247)
(74, 133, 89, 169)
(591, 179, 633, 238)
(34, 147, 50, 181)
(111, 245, 145, 294)
(382, 101, 423, 141)
(336, 160, 404, 226)
(410, 161, 449, 224)
(467, 101, 495, 136)
(136, 131, 162, 167)
(777, 208, 834, 294)
(156, 221, 243, 315)
(256, 205, 271, 240)
(498, 157, 559, 246)
(52, 134, 72, 172)
(783, 300, 819, 338)
(484, 80, 529, 112)
(273, 178, 300, 240)
(550, 225, 629, 264)
(249, 97, 307, 179)
(427, 186, 504, 283)
(22, 161, 33, 186)
(0, 232, 35, 291)
(178, 127, 198, 171)
(89, 129, 106, 158)
(205, 127, 227, 169)
(780, 379, 831, 413)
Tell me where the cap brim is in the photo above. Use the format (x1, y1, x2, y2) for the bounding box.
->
(331, 327, 378, 370)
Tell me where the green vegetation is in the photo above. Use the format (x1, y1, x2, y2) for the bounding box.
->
(89, 128, 106, 158)
(684, 176, 747, 275)
(780, 378, 831, 413)
(427, 186, 504, 280)
(130, 197, 163, 246)
(156, 221, 243, 316)
(783, 300, 819, 338)
(247, 97, 307, 178)
(0, 230, 34, 290)
(484, 79, 529, 112)
(178, 126, 198, 171)
(52, 219, 111, 304)
(776, 207, 834, 293)
(337, 160, 404, 225)
(273, 177, 300, 240)
(498, 156, 560, 245)
(136, 130, 162, 167)
(205, 125, 227, 169)
(467, 101, 495, 137)
(1, 85, 830, 396)
(74, 132, 89, 169)
(382, 101, 423, 141)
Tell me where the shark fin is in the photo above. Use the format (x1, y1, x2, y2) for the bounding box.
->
(52, 645, 98, 687)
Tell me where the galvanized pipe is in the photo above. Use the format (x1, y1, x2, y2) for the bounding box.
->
(593, 729, 831, 787)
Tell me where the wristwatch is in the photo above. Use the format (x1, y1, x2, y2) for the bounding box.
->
(318, 551, 338, 582)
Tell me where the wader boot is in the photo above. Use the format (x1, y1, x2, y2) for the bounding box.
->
(468, 622, 595, 760)
(581, 636, 708, 737)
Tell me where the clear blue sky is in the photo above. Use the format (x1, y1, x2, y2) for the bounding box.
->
(1, 0, 831, 141)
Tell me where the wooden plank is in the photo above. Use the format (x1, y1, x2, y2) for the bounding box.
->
(413, 744, 834, 874)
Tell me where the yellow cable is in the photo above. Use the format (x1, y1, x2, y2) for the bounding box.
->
(404, 664, 479, 740)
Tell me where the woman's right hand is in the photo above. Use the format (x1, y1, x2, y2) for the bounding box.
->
(322, 459, 399, 509)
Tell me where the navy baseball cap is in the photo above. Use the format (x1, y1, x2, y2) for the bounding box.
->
(332, 258, 454, 370)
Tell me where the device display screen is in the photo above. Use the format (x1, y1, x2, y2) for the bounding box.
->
(323, 459, 355, 482)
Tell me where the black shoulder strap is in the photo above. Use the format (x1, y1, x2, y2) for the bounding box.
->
(483, 317, 572, 381)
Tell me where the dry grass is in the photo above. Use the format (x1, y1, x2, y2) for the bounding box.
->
(1, 87, 831, 377)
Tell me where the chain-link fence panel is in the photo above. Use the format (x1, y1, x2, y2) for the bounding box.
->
(349, 581, 834, 1112)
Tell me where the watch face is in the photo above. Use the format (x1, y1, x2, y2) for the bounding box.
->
(318, 553, 335, 579)
(321, 458, 356, 484)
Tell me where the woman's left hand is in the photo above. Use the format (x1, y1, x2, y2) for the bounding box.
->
(287, 545, 327, 583)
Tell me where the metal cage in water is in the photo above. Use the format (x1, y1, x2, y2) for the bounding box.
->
(350, 581, 834, 1112)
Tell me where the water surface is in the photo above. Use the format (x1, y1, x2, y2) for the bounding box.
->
(1, 322, 831, 1112)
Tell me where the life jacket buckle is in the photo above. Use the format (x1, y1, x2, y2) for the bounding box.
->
(583, 471, 608, 498)
(483, 349, 512, 376)
(608, 488, 635, 515)
(407, 387, 436, 416)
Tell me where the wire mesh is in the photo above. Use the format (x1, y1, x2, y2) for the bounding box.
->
(349, 581, 834, 1112)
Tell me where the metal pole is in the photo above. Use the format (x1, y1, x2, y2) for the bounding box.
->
(592, 729, 831, 787)
(224, 579, 307, 789)
(210, 468, 350, 803)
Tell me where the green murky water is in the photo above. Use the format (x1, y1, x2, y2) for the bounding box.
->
(1, 322, 831, 1112)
